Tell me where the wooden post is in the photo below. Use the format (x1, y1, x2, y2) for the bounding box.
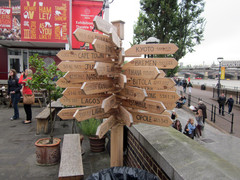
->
(110, 124, 123, 167)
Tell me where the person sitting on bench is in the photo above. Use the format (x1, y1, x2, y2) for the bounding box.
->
(176, 95, 186, 108)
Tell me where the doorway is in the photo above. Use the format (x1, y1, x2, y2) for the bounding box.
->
(8, 55, 23, 74)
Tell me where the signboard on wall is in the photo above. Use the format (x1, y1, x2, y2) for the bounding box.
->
(0, 7, 12, 29)
(21, 0, 69, 42)
(72, 0, 103, 49)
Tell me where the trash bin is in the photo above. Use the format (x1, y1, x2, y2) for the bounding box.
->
(201, 84, 206, 90)
(86, 166, 159, 180)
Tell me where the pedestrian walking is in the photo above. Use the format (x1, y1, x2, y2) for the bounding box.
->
(182, 79, 187, 93)
(218, 93, 226, 116)
(19, 69, 33, 124)
(7, 69, 22, 120)
(187, 81, 193, 94)
(226, 95, 234, 114)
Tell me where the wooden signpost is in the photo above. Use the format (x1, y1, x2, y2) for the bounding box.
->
(73, 28, 111, 44)
(123, 66, 161, 79)
(57, 61, 95, 72)
(81, 80, 114, 95)
(56, 15, 179, 168)
(64, 72, 109, 83)
(57, 50, 112, 62)
(125, 44, 178, 57)
(127, 77, 176, 90)
(119, 86, 147, 102)
(122, 58, 178, 69)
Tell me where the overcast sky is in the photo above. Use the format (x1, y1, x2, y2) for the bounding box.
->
(109, 0, 240, 66)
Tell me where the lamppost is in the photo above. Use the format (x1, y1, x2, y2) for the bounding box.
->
(217, 57, 223, 98)
(141, 37, 160, 58)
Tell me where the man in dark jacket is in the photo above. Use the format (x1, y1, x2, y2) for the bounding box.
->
(198, 101, 207, 124)
(226, 95, 234, 114)
(218, 93, 226, 116)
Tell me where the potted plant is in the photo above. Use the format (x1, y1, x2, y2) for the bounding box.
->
(27, 54, 64, 165)
(77, 118, 106, 152)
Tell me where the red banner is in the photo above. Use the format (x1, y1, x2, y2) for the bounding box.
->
(72, 0, 103, 49)
(0, 7, 12, 29)
(21, 0, 69, 43)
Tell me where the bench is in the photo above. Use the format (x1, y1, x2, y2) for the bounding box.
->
(59, 134, 84, 180)
(36, 107, 55, 135)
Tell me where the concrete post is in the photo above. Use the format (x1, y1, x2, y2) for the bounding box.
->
(204, 71, 208, 80)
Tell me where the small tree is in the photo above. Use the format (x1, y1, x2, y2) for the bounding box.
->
(27, 54, 64, 144)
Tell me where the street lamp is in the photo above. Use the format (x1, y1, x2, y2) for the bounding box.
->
(217, 57, 223, 97)
(141, 37, 160, 58)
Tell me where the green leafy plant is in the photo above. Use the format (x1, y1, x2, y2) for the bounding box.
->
(77, 118, 102, 137)
(26, 54, 64, 143)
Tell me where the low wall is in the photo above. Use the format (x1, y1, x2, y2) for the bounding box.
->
(124, 124, 240, 180)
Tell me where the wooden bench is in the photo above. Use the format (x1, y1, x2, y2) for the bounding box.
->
(59, 134, 84, 180)
(36, 107, 55, 135)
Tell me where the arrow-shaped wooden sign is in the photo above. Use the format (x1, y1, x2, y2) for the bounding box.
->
(101, 94, 117, 113)
(117, 106, 133, 127)
(73, 106, 105, 122)
(128, 109, 173, 127)
(57, 61, 95, 72)
(73, 28, 111, 44)
(117, 74, 127, 89)
(57, 108, 79, 120)
(123, 66, 160, 79)
(96, 115, 117, 139)
(92, 39, 117, 55)
(127, 77, 176, 90)
(93, 15, 117, 35)
(60, 95, 109, 106)
(63, 88, 105, 99)
(110, 28, 121, 48)
(125, 44, 178, 57)
(81, 80, 115, 95)
(121, 99, 166, 114)
(119, 86, 147, 102)
(64, 71, 109, 83)
(56, 77, 83, 88)
(57, 50, 112, 62)
(122, 58, 178, 69)
(94, 62, 120, 76)
(146, 90, 180, 103)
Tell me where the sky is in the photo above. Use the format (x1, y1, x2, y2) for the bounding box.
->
(108, 0, 240, 66)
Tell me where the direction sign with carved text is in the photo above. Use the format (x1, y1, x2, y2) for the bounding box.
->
(94, 62, 120, 76)
(56, 77, 83, 88)
(119, 86, 147, 102)
(63, 88, 104, 99)
(93, 15, 117, 35)
(127, 77, 175, 90)
(121, 99, 166, 114)
(128, 109, 173, 127)
(73, 106, 105, 122)
(146, 90, 180, 103)
(96, 115, 117, 139)
(123, 66, 160, 79)
(101, 94, 117, 113)
(57, 50, 112, 62)
(122, 58, 178, 69)
(81, 80, 115, 95)
(60, 95, 109, 106)
(57, 108, 80, 120)
(92, 39, 117, 55)
(57, 61, 95, 72)
(73, 28, 111, 44)
(64, 72, 110, 83)
(125, 44, 178, 57)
